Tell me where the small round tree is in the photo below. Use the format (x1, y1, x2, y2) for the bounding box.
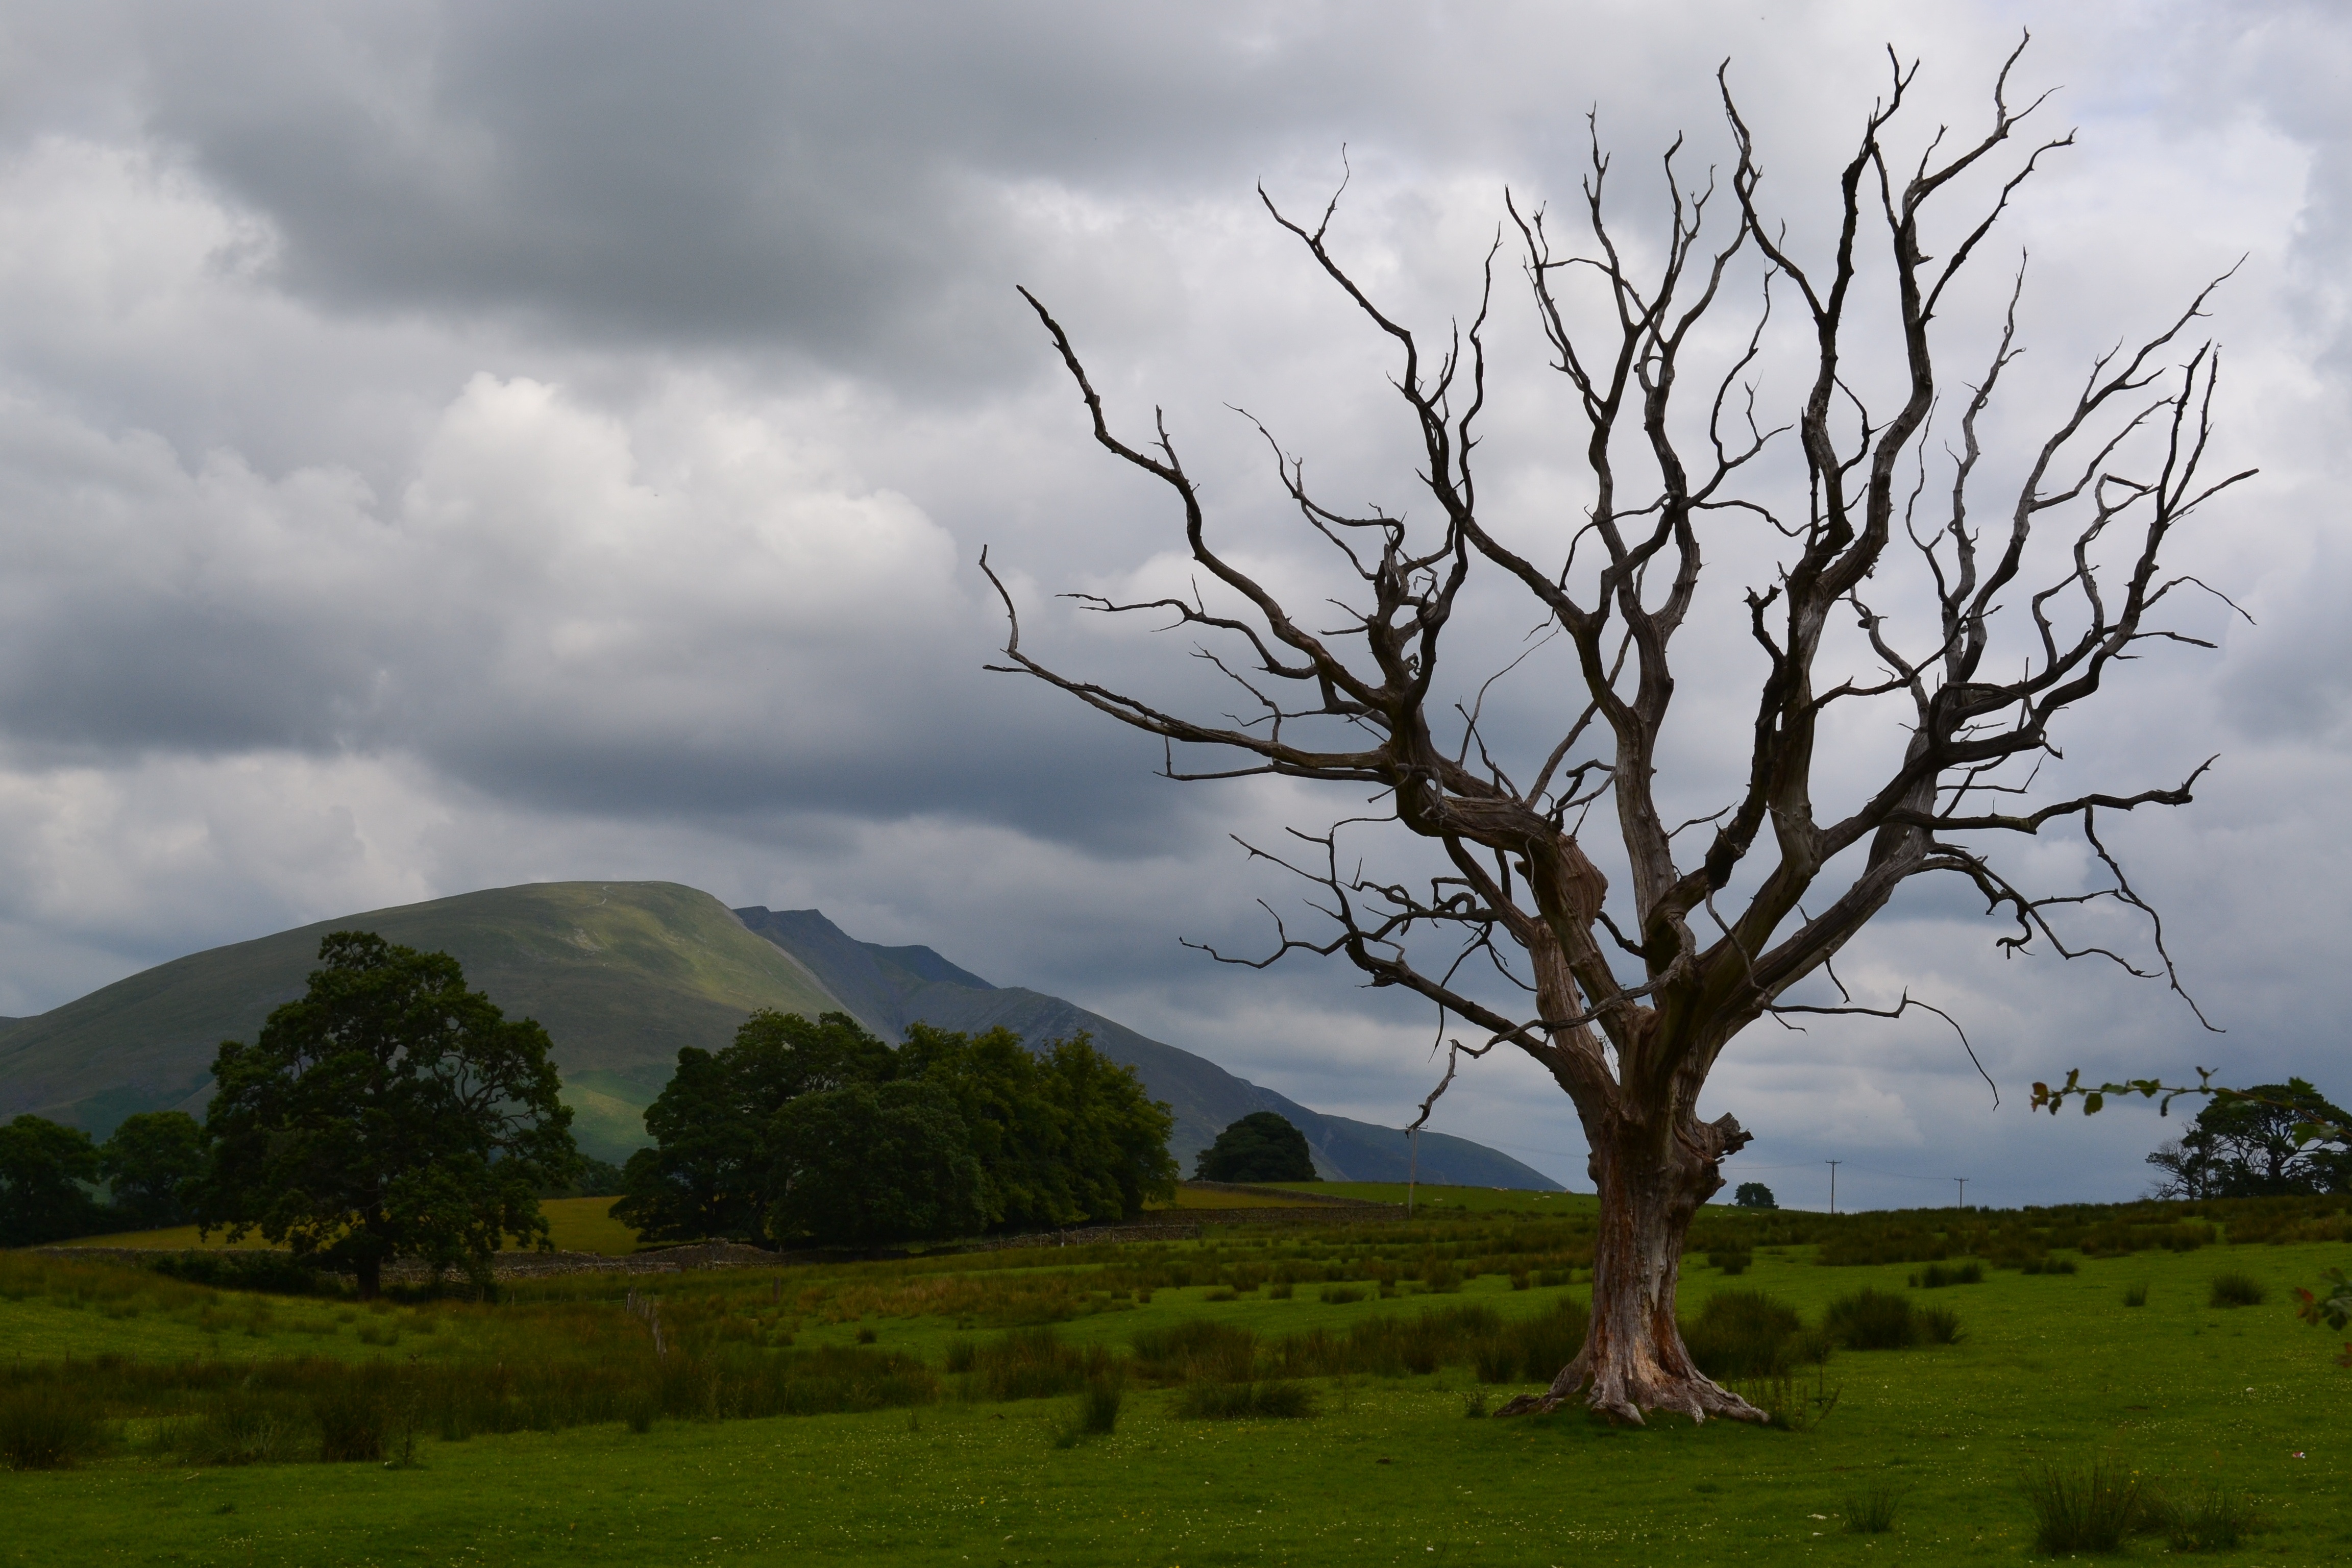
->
(1195, 1112, 1318, 1183)
(98, 1110, 207, 1229)
(0, 1114, 103, 1245)
(195, 932, 578, 1297)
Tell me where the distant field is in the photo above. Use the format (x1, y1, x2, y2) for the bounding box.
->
(57, 1197, 642, 1258)
(5, 1194, 2348, 1564)
(1265, 1182, 1598, 1215)
(1147, 1182, 1352, 1210)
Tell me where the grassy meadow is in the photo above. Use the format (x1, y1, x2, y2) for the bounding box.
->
(4, 1188, 2347, 1565)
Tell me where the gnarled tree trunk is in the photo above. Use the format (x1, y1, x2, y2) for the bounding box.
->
(1500, 1090, 1760, 1423)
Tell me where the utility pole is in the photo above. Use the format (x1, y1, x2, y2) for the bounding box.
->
(1954, 1177, 1968, 1210)
(1406, 1126, 1419, 1219)
(1825, 1160, 1842, 1215)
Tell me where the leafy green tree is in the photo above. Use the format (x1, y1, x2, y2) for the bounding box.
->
(900, 1022, 1076, 1228)
(1732, 1182, 1777, 1210)
(1194, 1111, 1316, 1183)
(2145, 1079, 2351, 1199)
(98, 1111, 208, 1228)
(193, 932, 578, 1297)
(614, 1010, 893, 1243)
(766, 1079, 988, 1246)
(0, 1114, 104, 1245)
(901, 1023, 1176, 1229)
(1040, 1034, 1179, 1221)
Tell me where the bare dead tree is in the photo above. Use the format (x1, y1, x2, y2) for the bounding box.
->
(986, 41, 2248, 1424)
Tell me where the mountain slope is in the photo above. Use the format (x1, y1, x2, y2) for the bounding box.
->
(733, 906, 1558, 1189)
(0, 882, 838, 1158)
(0, 883, 1560, 1188)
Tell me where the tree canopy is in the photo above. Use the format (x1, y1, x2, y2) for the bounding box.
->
(99, 1110, 208, 1230)
(2146, 1079, 2351, 1198)
(617, 1011, 1177, 1247)
(0, 1114, 104, 1246)
(193, 931, 579, 1296)
(1194, 1112, 1317, 1183)
(1732, 1182, 1777, 1211)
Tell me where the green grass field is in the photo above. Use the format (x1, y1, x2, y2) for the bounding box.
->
(5, 1193, 2347, 1565)
(61, 1198, 643, 1259)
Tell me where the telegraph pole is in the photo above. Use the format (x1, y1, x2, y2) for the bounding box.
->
(1954, 1177, 1968, 1210)
(1825, 1160, 1842, 1215)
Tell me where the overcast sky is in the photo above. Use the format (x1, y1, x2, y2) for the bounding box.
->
(1, 0, 2345, 1207)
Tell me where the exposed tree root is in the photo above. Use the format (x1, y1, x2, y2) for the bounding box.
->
(1493, 1350, 1769, 1426)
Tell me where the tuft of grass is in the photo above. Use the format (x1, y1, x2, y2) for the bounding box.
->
(2154, 1486, 2263, 1552)
(1841, 1483, 1900, 1534)
(1317, 1285, 1366, 1305)
(1048, 1379, 1122, 1449)
(1174, 1380, 1317, 1420)
(313, 1385, 386, 1463)
(0, 1392, 100, 1470)
(1825, 1289, 1917, 1351)
(1915, 1305, 1965, 1345)
(2208, 1271, 2266, 1308)
(1131, 1319, 1257, 1384)
(1683, 1289, 1802, 1378)
(2021, 1460, 2139, 1554)
(1727, 1366, 1841, 1432)
(2122, 1282, 2149, 1307)
(1909, 1262, 1983, 1288)
(1460, 1390, 1487, 1418)
(960, 1328, 1116, 1402)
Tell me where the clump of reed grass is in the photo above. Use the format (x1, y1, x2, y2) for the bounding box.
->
(2020, 1460, 2139, 1554)
(1130, 1320, 1256, 1384)
(1726, 1365, 1840, 1432)
(2122, 1282, 2149, 1307)
(1175, 1380, 1316, 1420)
(1683, 1289, 1802, 1378)
(1915, 1305, 1964, 1345)
(1840, 1483, 1900, 1534)
(2208, 1271, 2266, 1308)
(1468, 1297, 1588, 1386)
(1825, 1289, 1920, 1350)
(1908, 1262, 1983, 1288)
(1317, 1285, 1366, 1305)
(0, 1391, 100, 1470)
(1049, 1376, 1125, 1448)
(958, 1328, 1115, 1401)
(2141, 1485, 2263, 1552)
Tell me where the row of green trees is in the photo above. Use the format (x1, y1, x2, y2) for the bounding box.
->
(3, 935, 1184, 1283)
(0, 1107, 209, 1246)
(612, 1010, 1178, 1247)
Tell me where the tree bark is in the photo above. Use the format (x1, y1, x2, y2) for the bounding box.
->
(354, 1254, 381, 1302)
(1499, 1101, 1762, 1424)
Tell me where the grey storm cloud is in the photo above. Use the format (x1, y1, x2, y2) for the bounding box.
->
(0, 0, 2344, 1204)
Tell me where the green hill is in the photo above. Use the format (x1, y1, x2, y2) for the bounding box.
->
(0, 881, 1561, 1187)
(0, 881, 838, 1160)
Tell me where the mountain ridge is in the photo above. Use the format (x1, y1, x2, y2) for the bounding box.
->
(0, 882, 1560, 1189)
